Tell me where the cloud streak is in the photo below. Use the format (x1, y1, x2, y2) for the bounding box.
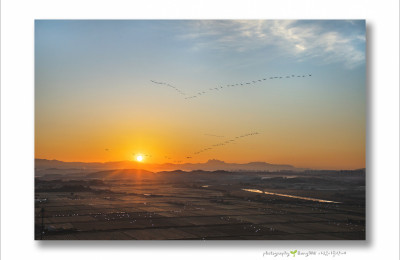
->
(180, 20, 365, 69)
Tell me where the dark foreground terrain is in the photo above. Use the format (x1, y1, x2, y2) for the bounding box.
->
(35, 169, 365, 240)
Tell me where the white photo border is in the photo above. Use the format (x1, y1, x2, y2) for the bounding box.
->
(1, 0, 399, 259)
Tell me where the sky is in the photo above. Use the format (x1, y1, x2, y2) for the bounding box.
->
(35, 20, 366, 170)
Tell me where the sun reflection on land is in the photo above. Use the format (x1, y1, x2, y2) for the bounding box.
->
(242, 189, 341, 203)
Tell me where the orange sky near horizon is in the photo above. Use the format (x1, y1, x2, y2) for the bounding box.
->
(35, 104, 365, 170)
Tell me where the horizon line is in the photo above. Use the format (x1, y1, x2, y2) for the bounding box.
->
(34, 158, 365, 171)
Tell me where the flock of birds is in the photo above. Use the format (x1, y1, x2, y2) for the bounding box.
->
(151, 73, 312, 100)
(193, 132, 260, 156)
(106, 73, 312, 162)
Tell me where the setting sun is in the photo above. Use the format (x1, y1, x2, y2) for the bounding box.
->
(136, 155, 143, 162)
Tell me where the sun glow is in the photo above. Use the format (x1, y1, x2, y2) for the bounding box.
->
(136, 155, 143, 162)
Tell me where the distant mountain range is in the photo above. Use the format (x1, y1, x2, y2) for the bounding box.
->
(35, 158, 305, 173)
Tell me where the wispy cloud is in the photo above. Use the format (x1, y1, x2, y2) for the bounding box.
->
(179, 20, 365, 69)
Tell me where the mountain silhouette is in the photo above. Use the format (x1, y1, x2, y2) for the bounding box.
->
(35, 158, 304, 173)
